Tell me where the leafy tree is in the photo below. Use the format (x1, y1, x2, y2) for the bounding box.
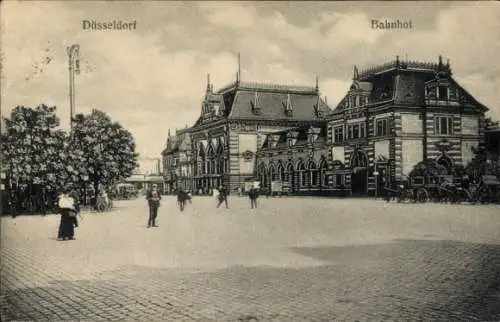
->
(70, 109, 139, 200)
(485, 116, 499, 131)
(1, 105, 70, 192)
(466, 146, 500, 181)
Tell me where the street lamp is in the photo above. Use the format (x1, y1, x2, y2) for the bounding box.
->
(67, 44, 80, 130)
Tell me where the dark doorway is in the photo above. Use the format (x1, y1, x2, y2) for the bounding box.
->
(352, 169, 368, 194)
(350, 150, 369, 195)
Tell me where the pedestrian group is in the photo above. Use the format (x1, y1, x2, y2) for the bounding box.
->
(54, 183, 261, 239)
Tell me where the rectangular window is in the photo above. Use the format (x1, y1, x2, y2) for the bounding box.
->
(347, 125, 353, 139)
(360, 123, 365, 138)
(438, 86, 448, 100)
(376, 119, 388, 136)
(435, 116, 453, 135)
(352, 124, 360, 139)
(334, 126, 344, 143)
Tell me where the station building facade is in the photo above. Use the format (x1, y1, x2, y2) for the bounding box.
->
(326, 56, 488, 195)
(188, 75, 330, 194)
(254, 124, 335, 195)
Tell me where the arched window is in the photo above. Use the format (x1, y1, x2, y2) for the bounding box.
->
(286, 163, 294, 187)
(437, 154, 453, 174)
(278, 162, 285, 181)
(308, 161, 317, 186)
(297, 161, 306, 187)
(258, 163, 268, 188)
(319, 159, 328, 187)
(198, 143, 206, 174)
(350, 150, 368, 168)
(269, 164, 277, 181)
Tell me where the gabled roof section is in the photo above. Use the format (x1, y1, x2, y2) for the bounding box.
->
(333, 56, 488, 113)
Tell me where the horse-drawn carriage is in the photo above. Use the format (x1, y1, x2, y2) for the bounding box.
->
(384, 173, 500, 204)
(386, 175, 468, 203)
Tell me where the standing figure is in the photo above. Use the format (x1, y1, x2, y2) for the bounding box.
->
(177, 188, 191, 212)
(216, 185, 229, 209)
(249, 187, 259, 209)
(146, 184, 161, 227)
(57, 187, 79, 241)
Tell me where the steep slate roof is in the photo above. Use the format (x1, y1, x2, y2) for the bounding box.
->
(333, 58, 488, 113)
(259, 125, 327, 152)
(193, 80, 331, 126)
(228, 88, 330, 121)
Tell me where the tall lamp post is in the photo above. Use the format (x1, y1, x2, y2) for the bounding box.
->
(67, 44, 80, 130)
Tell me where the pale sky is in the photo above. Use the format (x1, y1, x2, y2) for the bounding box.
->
(1, 1, 499, 170)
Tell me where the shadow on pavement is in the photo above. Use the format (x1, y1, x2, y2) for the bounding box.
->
(290, 239, 500, 322)
(2, 239, 499, 321)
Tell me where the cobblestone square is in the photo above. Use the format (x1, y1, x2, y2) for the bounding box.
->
(1, 196, 500, 321)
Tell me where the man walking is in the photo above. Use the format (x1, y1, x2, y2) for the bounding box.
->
(146, 184, 161, 228)
(216, 185, 229, 209)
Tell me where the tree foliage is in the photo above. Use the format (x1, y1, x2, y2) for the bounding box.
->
(70, 109, 139, 195)
(465, 146, 500, 180)
(1, 105, 139, 199)
(1, 105, 72, 190)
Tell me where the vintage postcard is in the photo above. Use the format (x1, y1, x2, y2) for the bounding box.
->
(1, 1, 499, 321)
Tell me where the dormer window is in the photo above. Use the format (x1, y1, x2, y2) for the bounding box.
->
(213, 104, 220, 117)
(251, 92, 261, 115)
(287, 131, 298, 148)
(438, 85, 448, 101)
(284, 94, 293, 117)
(308, 127, 321, 144)
(355, 96, 360, 107)
(268, 135, 280, 150)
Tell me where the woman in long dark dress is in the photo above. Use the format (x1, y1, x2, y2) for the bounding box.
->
(57, 189, 79, 240)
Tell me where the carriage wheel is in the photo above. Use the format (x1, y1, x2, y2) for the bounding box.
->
(417, 189, 428, 203)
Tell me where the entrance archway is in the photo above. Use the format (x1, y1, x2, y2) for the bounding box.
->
(436, 153, 453, 175)
(350, 150, 368, 195)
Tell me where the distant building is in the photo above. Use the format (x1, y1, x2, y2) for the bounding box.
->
(161, 128, 193, 193)
(188, 73, 330, 194)
(327, 56, 488, 195)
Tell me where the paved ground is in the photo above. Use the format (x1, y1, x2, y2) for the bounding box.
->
(1, 196, 499, 321)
